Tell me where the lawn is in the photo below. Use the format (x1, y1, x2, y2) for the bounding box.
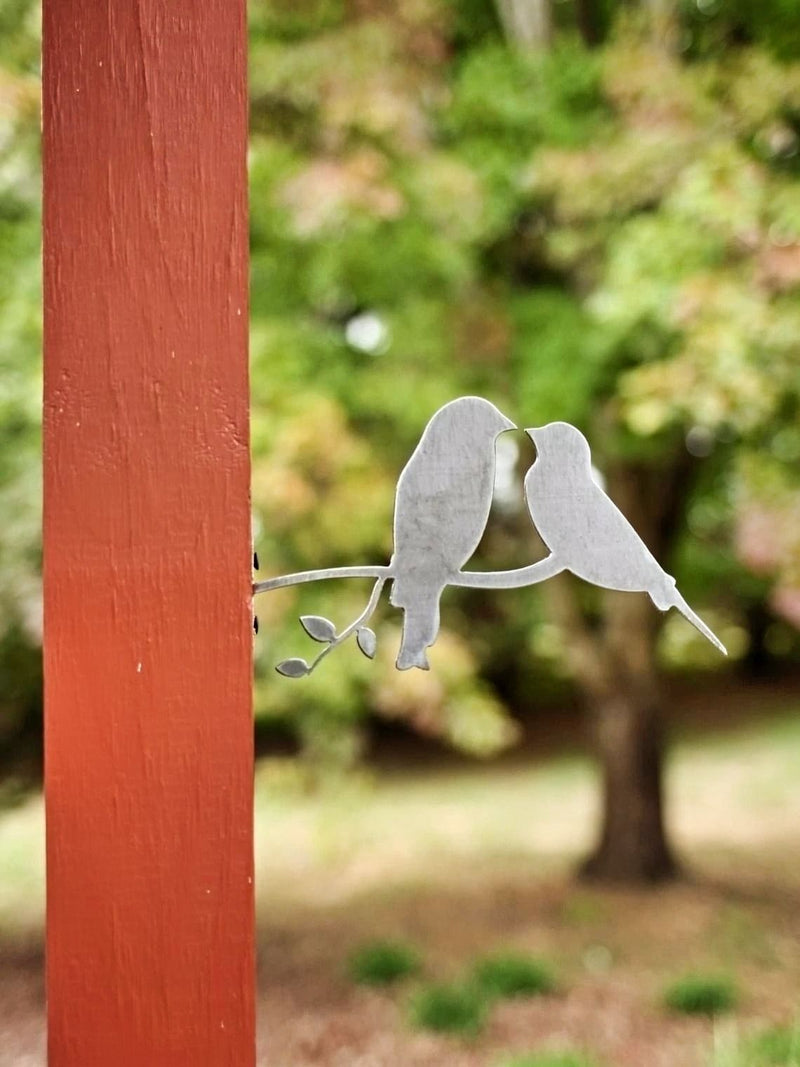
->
(2, 685, 800, 1066)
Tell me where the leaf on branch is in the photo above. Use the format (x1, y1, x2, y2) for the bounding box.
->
(300, 615, 338, 642)
(276, 658, 310, 678)
(357, 627, 377, 659)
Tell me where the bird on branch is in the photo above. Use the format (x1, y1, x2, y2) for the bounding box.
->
(390, 396, 515, 669)
(523, 421, 726, 655)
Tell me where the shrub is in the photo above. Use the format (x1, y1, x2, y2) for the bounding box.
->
(663, 972, 738, 1016)
(408, 982, 487, 1037)
(348, 939, 421, 987)
(473, 953, 557, 1000)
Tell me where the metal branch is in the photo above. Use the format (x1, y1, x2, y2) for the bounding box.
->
(450, 554, 565, 588)
(305, 576, 387, 674)
(253, 555, 565, 597)
(253, 565, 392, 595)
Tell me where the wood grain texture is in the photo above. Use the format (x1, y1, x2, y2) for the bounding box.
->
(42, 3, 254, 1063)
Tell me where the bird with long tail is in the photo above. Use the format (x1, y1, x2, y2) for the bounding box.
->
(522, 422, 726, 655)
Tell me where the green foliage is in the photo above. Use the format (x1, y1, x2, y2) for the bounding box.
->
(249, 0, 346, 43)
(444, 0, 503, 52)
(0, 0, 39, 72)
(348, 939, 422, 987)
(408, 981, 487, 1037)
(5, 0, 800, 779)
(0, 0, 42, 771)
(472, 952, 557, 999)
(682, 0, 800, 61)
(663, 972, 739, 1016)
(443, 41, 607, 228)
(445, 41, 605, 150)
(512, 290, 612, 428)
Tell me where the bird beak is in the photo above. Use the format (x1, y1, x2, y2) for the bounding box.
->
(525, 427, 539, 445)
(499, 414, 516, 433)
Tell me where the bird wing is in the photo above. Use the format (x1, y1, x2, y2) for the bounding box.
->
(393, 446, 496, 581)
(526, 471, 663, 594)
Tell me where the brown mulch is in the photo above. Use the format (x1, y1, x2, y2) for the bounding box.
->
(7, 854, 794, 1066)
(253, 860, 799, 1067)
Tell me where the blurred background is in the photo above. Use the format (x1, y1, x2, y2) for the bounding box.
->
(3, 0, 800, 1063)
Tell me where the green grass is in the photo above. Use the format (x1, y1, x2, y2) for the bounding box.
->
(495, 1052, 599, 1067)
(560, 892, 608, 926)
(5, 700, 800, 935)
(408, 982, 487, 1037)
(663, 972, 739, 1016)
(746, 1025, 800, 1066)
(0, 794, 44, 933)
(713, 1024, 800, 1066)
(710, 905, 776, 968)
(347, 939, 421, 986)
(472, 952, 557, 999)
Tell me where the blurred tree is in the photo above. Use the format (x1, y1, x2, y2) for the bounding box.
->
(245, 1, 800, 880)
(0, 0, 42, 792)
(517, 32, 800, 877)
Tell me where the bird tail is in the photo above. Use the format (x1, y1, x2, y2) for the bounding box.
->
(396, 641, 430, 672)
(662, 586, 727, 656)
(393, 582, 442, 671)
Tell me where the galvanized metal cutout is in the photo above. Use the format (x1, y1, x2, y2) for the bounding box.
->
(253, 396, 726, 676)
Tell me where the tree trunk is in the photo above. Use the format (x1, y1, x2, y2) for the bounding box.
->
(740, 601, 776, 680)
(545, 449, 696, 883)
(574, 0, 602, 46)
(580, 593, 677, 881)
(583, 695, 675, 880)
(496, 0, 553, 50)
(643, 0, 680, 52)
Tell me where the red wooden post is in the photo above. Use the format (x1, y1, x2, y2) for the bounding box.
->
(42, 4, 254, 1065)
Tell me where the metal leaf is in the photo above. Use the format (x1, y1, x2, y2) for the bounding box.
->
(300, 615, 337, 642)
(356, 627, 377, 659)
(276, 658, 310, 678)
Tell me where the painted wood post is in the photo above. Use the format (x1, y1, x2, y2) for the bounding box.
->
(42, 4, 254, 1065)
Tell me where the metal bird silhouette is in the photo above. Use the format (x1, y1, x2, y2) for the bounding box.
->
(390, 396, 515, 669)
(524, 422, 727, 655)
(254, 402, 726, 677)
